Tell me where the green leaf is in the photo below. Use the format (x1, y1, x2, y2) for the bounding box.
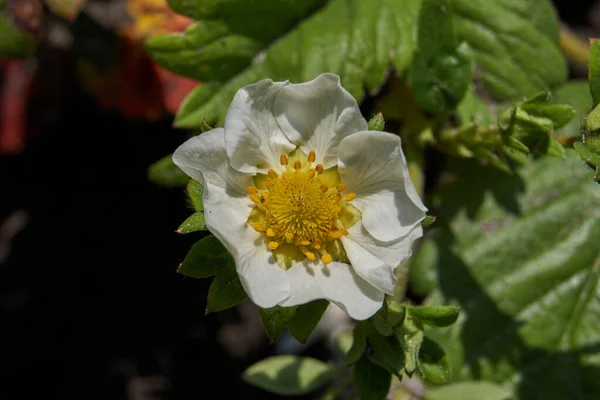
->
(177, 235, 227, 278)
(552, 81, 592, 137)
(259, 305, 297, 344)
(411, 0, 472, 113)
(148, 154, 189, 187)
(417, 336, 451, 384)
(589, 39, 600, 108)
(345, 322, 367, 365)
(453, 0, 566, 100)
(242, 355, 335, 396)
(0, 12, 38, 59)
(353, 355, 392, 400)
(186, 180, 204, 212)
(171, 0, 421, 127)
(426, 381, 514, 400)
(367, 112, 385, 131)
(288, 300, 329, 344)
(206, 255, 247, 312)
(177, 212, 206, 234)
(368, 334, 405, 376)
(411, 151, 600, 398)
(408, 306, 460, 328)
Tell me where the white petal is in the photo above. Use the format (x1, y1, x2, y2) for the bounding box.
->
(341, 221, 424, 294)
(274, 73, 367, 169)
(225, 79, 295, 174)
(203, 182, 290, 308)
(280, 261, 384, 320)
(338, 131, 427, 242)
(173, 128, 250, 194)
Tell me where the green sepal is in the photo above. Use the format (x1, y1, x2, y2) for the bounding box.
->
(259, 305, 298, 344)
(177, 212, 206, 234)
(372, 302, 406, 336)
(368, 112, 385, 131)
(288, 300, 329, 344)
(407, 305, 460, 327)
(148, 154, 189, 187)
(177, 235, 226, 278)
(187, 180, 204, 212)
(206, 255, 247, 313)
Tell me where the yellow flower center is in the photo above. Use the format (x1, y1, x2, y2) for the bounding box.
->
(246, 149, 361, 267)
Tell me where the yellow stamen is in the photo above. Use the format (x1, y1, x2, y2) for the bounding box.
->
(307, 169, 316, 178)
(305, 251, 316, 261)
(333, 193, 342, 203)
(345, 192, 357, 201)
(294, 160, 302, 170)
(250, 194, 261, 204)
(253, 223, 264, 232)
(266, 227, 276, 237)
(319, 184, 328, 193)
(265, 181, 274, 189)
(280, 153, 288, 166)
(313, 243, 321, 250)
(265, 201, 272, 210)
(268, 169, 278, 179)
(308, 150, 316, 163)
(268, 241, 279, 250)
(284, 232, 294, 240)
(321, 253, 333, 264)
(315, 164, 324, 174)
(261, 192, 270, 201)
(330, 230, 343, 239)
(300, 240, 310, 246)
(342, 228, 349, 236)
(336, 183, 347, 191)
(247, 186, 258, 194)
(332, 206, 342, 214)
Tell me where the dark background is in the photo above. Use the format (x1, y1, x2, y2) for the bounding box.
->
(0, 0, 596, 398)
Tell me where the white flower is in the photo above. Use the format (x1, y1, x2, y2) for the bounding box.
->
(173, 73, 427, 320)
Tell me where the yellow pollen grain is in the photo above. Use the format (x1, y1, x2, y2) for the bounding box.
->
(307, 169, 316, 178)
(321, 254, 333, 264)
(247, 186, 258, 194)
(300, 240, 310, 246)
(284, 232, 294, 239)
(294, 160, 302, 170)
(268, 241, 279, 250)
(336, 183, 347, 191)
(266, 227, 276, 237)
(261, 192, 270, 201)
(332, 206, 342, 214)
(268, 169, 278, 179)
(333, 193, 342, 203)
(280, 153, 288, 165)
(305, 251, 316, 261)
(313, 243, 321, 250)
(315, 164, 324, 174)
(250, 194, 261, 204)
(319, 184, 328, 193)
(265, 181, 274, 189)
(330, 230, 342, 239)
(308, 150, 316, 162)
(253, 223, 264, 232)
(345, 192, 357, 201)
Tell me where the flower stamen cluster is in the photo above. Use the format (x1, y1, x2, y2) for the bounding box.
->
(246, 150, 357, 264)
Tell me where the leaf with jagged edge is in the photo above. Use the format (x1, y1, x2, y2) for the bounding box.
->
(155, 0, 565, 127)
(411, 150, 600, 399)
